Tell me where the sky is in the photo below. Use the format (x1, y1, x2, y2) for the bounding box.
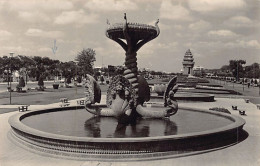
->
(0, 0, 259, 72)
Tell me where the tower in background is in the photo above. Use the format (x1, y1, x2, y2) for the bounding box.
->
(182, 49, 195, 76)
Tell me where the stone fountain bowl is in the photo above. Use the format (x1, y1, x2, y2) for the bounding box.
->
(106, 23, 158, 40)
(8, 104, 246, 161)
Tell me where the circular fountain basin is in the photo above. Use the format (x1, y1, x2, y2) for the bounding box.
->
(9, 105, 245, 161)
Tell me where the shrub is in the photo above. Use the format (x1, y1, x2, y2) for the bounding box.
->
(53, 83, 59, 89)
(38, 76, 44, 86)
(66, 76, 72, 84)
(77, 76, 82, 83)
(16, 77, 26, 92)
(100, 76, 105, 84)
(19, 77, 25, 87)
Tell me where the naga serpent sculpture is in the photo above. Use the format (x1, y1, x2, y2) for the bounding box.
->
(85, 14, 178, 122)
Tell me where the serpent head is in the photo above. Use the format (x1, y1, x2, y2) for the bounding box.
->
(106, 75, 136, 117)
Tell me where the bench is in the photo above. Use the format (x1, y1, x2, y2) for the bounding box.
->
(18, 105, 30, 112)
(232, 106, 238, 110)
(239, 110, 246, 115)
(245, 99, 250, 103)
(60, 98, 70, 107)
(77, 100, 85, 106)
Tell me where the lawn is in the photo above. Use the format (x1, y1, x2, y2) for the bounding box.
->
(0, 84, 108, 105)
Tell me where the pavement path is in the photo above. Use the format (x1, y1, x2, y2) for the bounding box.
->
(208, 79, 260, 105)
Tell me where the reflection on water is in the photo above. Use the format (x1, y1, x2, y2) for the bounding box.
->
(22, 108, 233, 138)
(84, 116, 177, 138)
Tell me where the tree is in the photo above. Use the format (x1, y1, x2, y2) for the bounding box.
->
(244, 63, 260, 78)
(17, 55, 37, 83)
(1, 55, 22, 83)
(75, 48, 96, 76)
(220, 65, 230, 72)
(229, 60, 246, 81)
(32, 56, 45, 80)
(60, 61, 76, 82)
(0, 57, 4, 75)
(38, 75, 44, 91)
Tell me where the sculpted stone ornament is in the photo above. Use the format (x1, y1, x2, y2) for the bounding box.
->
(85, 13, 178, 122)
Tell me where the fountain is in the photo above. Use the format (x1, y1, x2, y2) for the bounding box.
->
(8, 14, 246, 161)
(85, 13, 178, 121)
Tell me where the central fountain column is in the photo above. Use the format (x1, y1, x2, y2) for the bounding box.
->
(124, 51, 139, 105)
(107, 13, 160, 106)
(84, 13, 178, 119)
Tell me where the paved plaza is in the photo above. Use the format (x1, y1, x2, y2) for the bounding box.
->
(0, 95, 260, 166)
(208, 79, 260, 105)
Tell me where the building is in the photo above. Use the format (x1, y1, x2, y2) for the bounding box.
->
(193, 66, 204, 76)
(182, 49, 195, 76)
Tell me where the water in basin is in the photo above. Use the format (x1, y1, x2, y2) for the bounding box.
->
(21, 108, 233, 138)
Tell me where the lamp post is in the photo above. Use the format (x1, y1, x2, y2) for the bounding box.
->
(74, 60, 79, 95)
(236, 61, 239, 96)
(242, 67, 245, 92)
(9, 52, 14, 104)
(232, 78, 235, 89)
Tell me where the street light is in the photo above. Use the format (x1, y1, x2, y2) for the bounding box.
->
(74, 60, 79, 95)
(9, 52, 14, 104)
(240, 64, 246, 92)
(236, 60, 239, 96)
(242, 67, 245, 92)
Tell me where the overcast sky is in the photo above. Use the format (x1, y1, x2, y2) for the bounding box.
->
(0, 0, 259, 72)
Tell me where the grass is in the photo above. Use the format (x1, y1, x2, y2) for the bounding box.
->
(0, 84, 109, 105)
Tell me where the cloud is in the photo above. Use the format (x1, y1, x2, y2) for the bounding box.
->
(188, 0, 246, 13)
(138, 41, 178, 58)
(18, 11, 51, 22)
(84, 0, 138, 12)
(54, 10, 98, 25)
(25, 28, 64, 38)
(160, 0, 192, 21)
(247, 40, 260, 48)
(189, 20, 211, 31)
(0, 30, 13, 41)
(225, 40, 260, 49)
(6, 0, 73, 11)
(0, 45, 30, 54)
(223, 16, 254, 28)
(38, 47, 52, 53)
(157, 42, 178, 49)
(0, 30, 12, 38)
(148, 21, 171, 31)
(208, 30, 238, 38)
